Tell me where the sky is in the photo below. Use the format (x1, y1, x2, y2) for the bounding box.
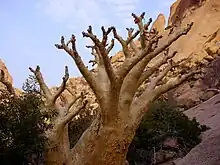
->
(0, 0, 176, 88)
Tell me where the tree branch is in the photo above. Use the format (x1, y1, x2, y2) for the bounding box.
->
(86, 26, 118, 86)
(138, 50, 177, 86)
(126, 28, 140, 46)
(86, 45, 102, 66)
(126, 28, 139, 53)
(61, 100, 88, 127)
(107, 39, 115, 54)
(131, 68, 199, 126)
(118, 23, 193, 116)
(67, 92, 86, 110)
(112, 27, 131, 58)
(154, 69, 200, 97)
(131, 12, 152, 49)
(55, 35, 102, 99)
(101, 26, 113, 46)
(118, 22, 193, 81)
(29, 66, 52, 100)
(147, 59, 174, 90)
(51, 66, 69, 104)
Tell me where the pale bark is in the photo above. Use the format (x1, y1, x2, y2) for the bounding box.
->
(29, 65, 87, 165)
(71, 111, 135, 165)
(0, 12, 198, 164)
(53, 12, 198, 165)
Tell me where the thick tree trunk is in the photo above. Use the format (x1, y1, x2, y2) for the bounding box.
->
(71, 114, 135, 165)
(44, 126, 72, 165)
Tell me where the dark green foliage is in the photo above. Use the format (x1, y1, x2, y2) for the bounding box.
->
(0, 78, 46, 165)
(127, 100, 209, 164)
(136, 100, 206, 149)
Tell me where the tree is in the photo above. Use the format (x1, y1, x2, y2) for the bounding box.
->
(1, 12, 199, 165)
(0, 82, 45, 165)
(0, 68, 87, 165)
(27, 66, 88, 165)
(53, 12, 198, 165)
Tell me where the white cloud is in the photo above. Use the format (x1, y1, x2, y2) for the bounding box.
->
(36, 0, 139, 30)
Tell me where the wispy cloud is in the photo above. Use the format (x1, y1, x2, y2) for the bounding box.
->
(36, 0, 139, 31)
(36, 0, 177, 34)
(0, 0, 176, 88)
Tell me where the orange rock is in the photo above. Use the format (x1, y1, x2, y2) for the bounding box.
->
(0, 59, 13, 84)
(168, 0, 181, 26)
(150, 13, 166, 33)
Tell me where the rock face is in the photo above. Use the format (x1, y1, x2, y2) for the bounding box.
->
(174, 93, 220, 165)
(169, 0, 204, 26)
(164, 0, 220, 62)
(147, 0, 219, 108)
(0, 59, 13, 84)
(168, 0, 181, 26)
(150, 13, 166, 33)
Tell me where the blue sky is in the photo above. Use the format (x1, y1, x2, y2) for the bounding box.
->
(0, 0, 176, 88)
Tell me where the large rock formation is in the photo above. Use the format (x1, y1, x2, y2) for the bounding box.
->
(0, 60, 23, 95)
(169, 0, 204, 26)
(150, 13, 166, 33)
(167, 0, 220, 63)
(174, 93, 220, 165)
(0, 59, 13, 84)
(168, 0, 181, 26)
(164, 0, 220, 106)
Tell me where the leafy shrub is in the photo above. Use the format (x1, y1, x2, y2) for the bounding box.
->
(0, 78, 46, 165)
(127, 100, 208, 164)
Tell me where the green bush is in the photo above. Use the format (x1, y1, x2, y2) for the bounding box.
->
(0, 77, 46, 165)
(127, 100, 209, 164)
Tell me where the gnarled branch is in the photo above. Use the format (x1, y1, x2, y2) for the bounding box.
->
(138, 50, 177, 86)
(131, 12, 152, 49)
(107, 39, 115, 54)
(118, 22, 193, 81)
(51, 66, 69, 104)
(55, 35, 102, 99)
(126, 28, 139, 53)
(147, 59, 174, 90)
(67, 91, 88, 111)
(61, 100, 88, 127)
(82, 26, 117, 86)
(29, 66, 52, 100)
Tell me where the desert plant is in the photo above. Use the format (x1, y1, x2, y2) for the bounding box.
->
(1, 11, 199, 165)
(127, 100, 208, 164)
